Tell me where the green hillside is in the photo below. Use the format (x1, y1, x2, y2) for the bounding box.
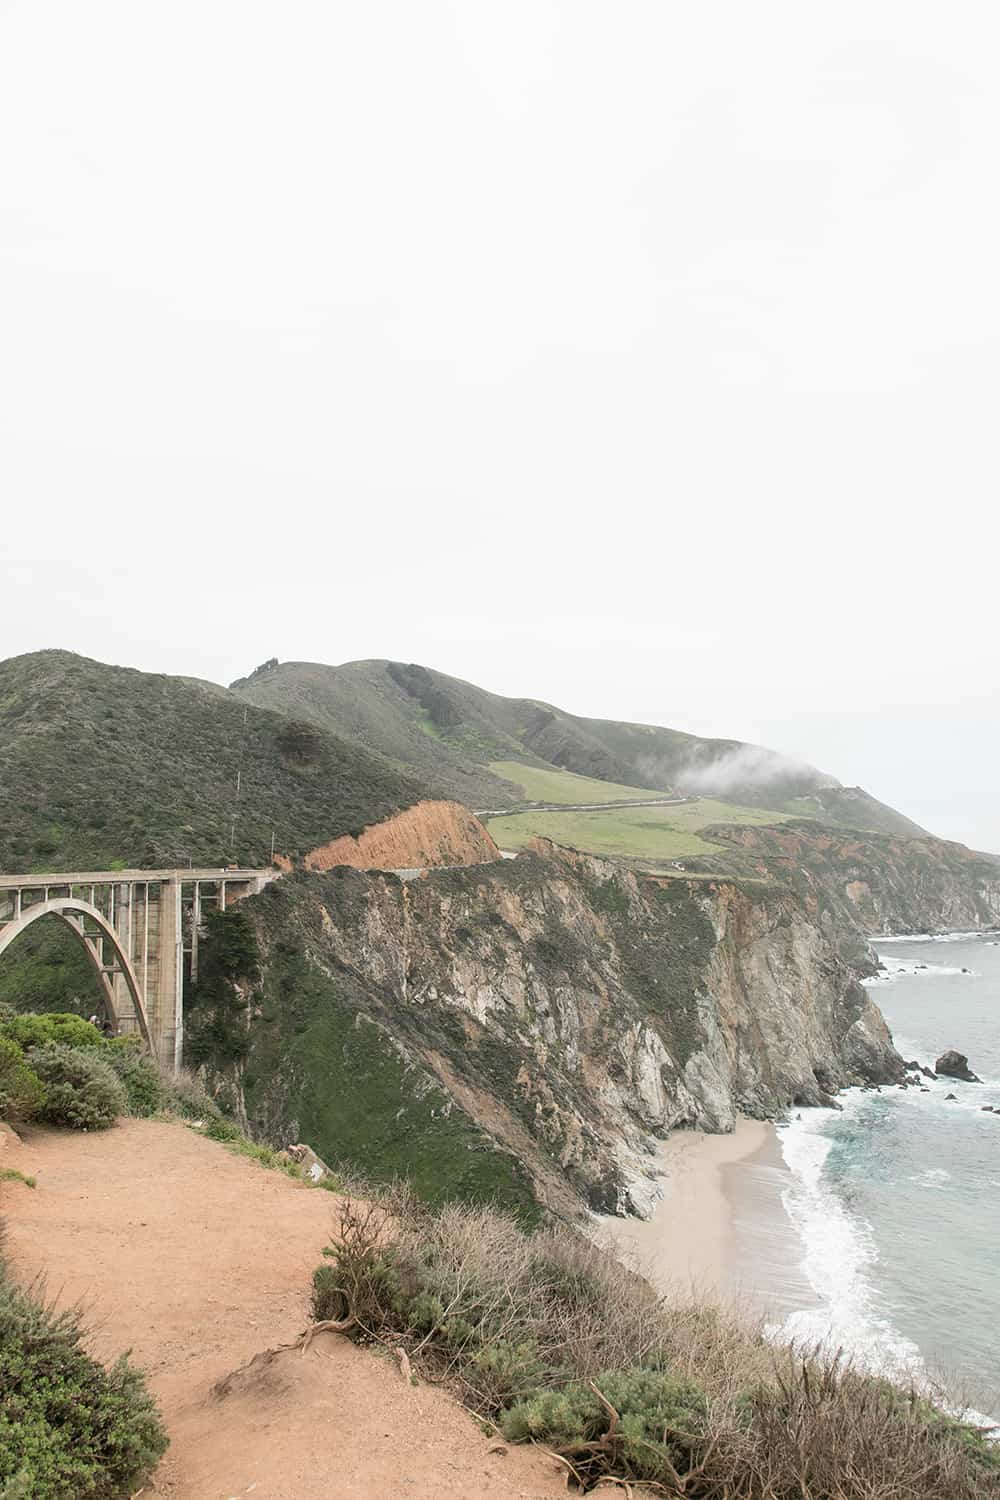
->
(487, 798, 792, 867)
(230, 658, 520, 809)
(0, 651, 424, 874)
(487, 761, 671, 805)
(233, 658, 925, 838)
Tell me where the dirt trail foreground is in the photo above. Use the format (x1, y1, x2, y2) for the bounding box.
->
(2, 1118, 566, 1500)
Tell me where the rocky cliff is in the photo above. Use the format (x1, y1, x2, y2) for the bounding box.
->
(191, 841, 903, 1222)
(708, 822, 1000, 935)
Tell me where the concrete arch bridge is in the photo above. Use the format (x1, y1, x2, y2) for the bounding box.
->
(0, 868, 273, 1070)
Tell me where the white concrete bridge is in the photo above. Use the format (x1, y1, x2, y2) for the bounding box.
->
(0, 868, 274, 1069)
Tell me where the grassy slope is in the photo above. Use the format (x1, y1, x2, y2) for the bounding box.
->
(0, 650, 425, 873)
(232, 658, 924, 838)
(487, 761, 670, 805)
(231, 658, 519, 809)
(488, 799, 793, 865)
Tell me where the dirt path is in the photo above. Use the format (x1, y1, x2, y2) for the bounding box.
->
(2, 1118, 565, 1500)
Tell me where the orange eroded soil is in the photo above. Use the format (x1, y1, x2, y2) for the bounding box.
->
(2, 1118, 564, 1500)
(302, 799, 500, 873)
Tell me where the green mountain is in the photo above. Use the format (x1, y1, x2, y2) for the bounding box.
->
(231, 658, 926, 838)
(0, 650, 424, 874)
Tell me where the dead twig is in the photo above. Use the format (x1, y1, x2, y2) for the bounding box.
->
(298, 1313, 357, 1353)
(590, 1379, 621, 1443)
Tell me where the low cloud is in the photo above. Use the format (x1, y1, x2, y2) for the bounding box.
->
(670, 745, 837, 799)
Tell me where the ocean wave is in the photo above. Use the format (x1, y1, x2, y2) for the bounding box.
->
(875, 930, 993, 944)
(907, 1167, 952, 1189)
(775, 1105, 924, 1381)
(866, 961, 976, 983)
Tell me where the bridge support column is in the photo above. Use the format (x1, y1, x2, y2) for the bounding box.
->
(150, 878, 184, 1072)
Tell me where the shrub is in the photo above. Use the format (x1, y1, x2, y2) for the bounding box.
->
(502, 1366, 709, 1487)
(159, 1065, 221, 1120)
(102, 1041, 162, 1118)
(0, 1270, 167, 1498)
(310, 1194, 1000, 1498)
(0, 1038, 44, 1123)
(32, 1046, 127, 1130)
(2, 1013, 104, 1053)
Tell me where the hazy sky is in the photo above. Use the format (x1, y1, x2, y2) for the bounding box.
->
(2, 3, 997, 849)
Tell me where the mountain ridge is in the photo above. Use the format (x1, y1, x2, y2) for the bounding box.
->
(231, 656, 927, 839)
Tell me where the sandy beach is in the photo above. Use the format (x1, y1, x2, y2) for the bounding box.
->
(594, 1118, 814, 1322)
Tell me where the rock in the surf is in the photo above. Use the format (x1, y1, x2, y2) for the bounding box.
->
(935, 1050, 981, 1083)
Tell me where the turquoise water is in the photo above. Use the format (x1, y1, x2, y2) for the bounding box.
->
(776, 933, 1000, 1421)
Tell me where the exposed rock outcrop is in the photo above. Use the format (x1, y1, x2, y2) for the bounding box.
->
(707, 822, 1000, 936)
(935, 1050, 981, 1083)
(201, 841, 904, 1221)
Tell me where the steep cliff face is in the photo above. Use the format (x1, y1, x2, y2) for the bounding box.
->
(195, 842, 902, 1222)
(708, 822, 1000, 935)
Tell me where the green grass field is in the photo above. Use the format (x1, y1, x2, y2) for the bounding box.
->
(486, 797, 792, 864)
(488, 761, 670, 805)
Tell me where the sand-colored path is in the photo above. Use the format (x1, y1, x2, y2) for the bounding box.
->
(2, 1118, 565, 1500)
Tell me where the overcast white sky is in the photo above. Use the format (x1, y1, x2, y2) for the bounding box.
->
(2, 3, 997, 848)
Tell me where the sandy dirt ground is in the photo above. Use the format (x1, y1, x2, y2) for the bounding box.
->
(2, 1117, 566, 1500)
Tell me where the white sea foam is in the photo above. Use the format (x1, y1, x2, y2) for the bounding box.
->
(866, 961, 976, 983)
(876, 930, 992, 944)
(775, 1104, 925, 1380)
(908, 1167, 952, 1189)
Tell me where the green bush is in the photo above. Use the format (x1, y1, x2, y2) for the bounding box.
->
(2, 1013, 104, 1053)
(502, 1366, 709, 1485)
(32, 1046, 127, 1130)
(0, 1038, 44, 1123)
(0, 1270, 167, 1498)
(102, 1041, 162, 1118)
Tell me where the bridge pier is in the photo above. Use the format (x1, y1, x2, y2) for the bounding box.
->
(0, 867, 273, 1070)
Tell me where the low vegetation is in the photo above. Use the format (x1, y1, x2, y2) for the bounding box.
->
(0, 1257, 167, 1499)
(197, 1114, 338, 1188)
(0, 1010, 218, 1133)
(30, 1045, 127, 1130)
(312, 1192, 1000, 1498)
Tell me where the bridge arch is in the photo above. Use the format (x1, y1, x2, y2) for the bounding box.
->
(0, 898, 154, 1051)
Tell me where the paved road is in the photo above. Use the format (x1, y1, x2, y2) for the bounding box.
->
(474, 796, 695, 818)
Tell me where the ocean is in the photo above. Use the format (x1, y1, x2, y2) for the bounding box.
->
(775, 932, 1000, 1422)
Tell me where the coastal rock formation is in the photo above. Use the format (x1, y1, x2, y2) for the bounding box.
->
(196, 841, 904, 1220)
(934, 1050, 981, 1083)
(705, 822, 1000, 936)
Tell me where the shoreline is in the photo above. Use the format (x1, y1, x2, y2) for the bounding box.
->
(594, 1118, 813, 1323)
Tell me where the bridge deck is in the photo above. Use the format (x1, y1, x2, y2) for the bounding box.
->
(0, 867, 270, 889)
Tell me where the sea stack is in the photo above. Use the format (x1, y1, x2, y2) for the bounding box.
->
(934, 1050, 982, 1083)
